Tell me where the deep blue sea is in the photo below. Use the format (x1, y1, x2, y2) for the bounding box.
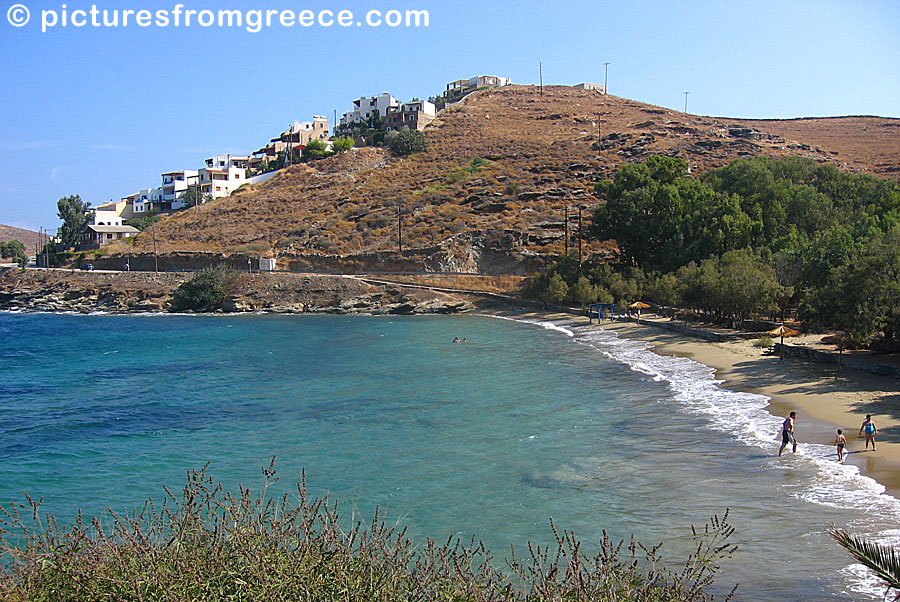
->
(2, 312, 899, 600)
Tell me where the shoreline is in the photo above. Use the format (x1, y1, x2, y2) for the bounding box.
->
(491, 309, 900, 498)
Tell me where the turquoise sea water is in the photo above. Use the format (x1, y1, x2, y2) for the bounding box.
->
(2, 312, 900, 599)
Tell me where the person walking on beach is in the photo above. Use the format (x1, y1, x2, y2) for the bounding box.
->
(834, 429, 847, 463)
(859, 415, 877, 451)
(779, 411, 798, 456)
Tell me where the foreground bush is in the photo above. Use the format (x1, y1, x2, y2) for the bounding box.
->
(0, 461, 737, 601)
(169, 266, 237, 312)
(390, 130, 428, 157)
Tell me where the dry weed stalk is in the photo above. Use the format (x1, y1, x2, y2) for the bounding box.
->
(0, 459, 736, 601)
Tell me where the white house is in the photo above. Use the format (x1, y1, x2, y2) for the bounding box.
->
(160, 169, 199, 209)
(121, 188, 157, 216)
(79, 225, 140, 249)
(574, 82, 606, 93)
(446, 75, 511, 94)
(91, 201, 127, 227)
(340, 93, 400, 127)
(205, 154, 251, 170)
(199, 166, 246, 199)
(469, 75, 511, 88)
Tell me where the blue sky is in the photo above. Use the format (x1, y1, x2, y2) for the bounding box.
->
(1, 0, 898, 232)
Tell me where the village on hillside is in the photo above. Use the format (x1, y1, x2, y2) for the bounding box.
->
(68, 74, 607, 255)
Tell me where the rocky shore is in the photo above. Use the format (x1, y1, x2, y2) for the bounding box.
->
(0, 268, 480, 315)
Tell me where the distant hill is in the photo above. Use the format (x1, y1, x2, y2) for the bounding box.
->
(115, 86, 900, 268)
(0, 224, 43, 255)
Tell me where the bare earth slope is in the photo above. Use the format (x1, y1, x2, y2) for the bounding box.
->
(119, 86, 900, 263)
(0, 225, 42, 254)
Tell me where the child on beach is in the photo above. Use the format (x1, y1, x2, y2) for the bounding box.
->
(834, 429, 847, 463)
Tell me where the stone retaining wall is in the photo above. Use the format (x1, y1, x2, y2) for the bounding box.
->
(775, 343, 900, 379)
(624, 316, 737, 342)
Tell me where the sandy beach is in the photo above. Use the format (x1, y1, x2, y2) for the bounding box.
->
(496, 309, 900, 497)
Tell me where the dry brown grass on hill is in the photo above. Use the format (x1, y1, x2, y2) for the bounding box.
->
(0, 224, 43, 254)
(114, 85, 900, 260)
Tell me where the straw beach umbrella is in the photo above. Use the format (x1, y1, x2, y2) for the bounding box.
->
(822, 332, 852, 369)
(629, 301, 651, 316)
(767, 324, 800, 358)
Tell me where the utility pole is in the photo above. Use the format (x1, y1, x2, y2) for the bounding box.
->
(598, 112, 603, 151)
(578, 205, 583, 265)
(152, 225, 158, 273)
(603, 62, 610, 93)
(397, 199, 403, 253)
(684, 91, 690, 114)
(286, 122, 293, 166)
(564, 205, 569, 256)
(539, 61, 543, 98)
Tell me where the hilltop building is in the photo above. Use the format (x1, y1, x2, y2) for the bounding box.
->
(199, 154, 250, 199)
(159, 169, 199, 210)
(253, 117, 330, 161)
(122, 189, 155, 215)
(384, 100, 436, 132)
(339, 93, 400, 128)
(445, 75, 511, 97)
(574, 82, 606, 93)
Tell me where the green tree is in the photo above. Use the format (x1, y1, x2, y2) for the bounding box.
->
(1, 240, 27, 267)
(301, 140, 331, 162)
(182, 187, 212, 208)
(569, 276, 601, 306)
(128, 211, 161, 232)
(331, 137, 354, 153)
(389, 130, 428, 156)
(644, 272, 681, 306)
(590, 156, 751, 271)
(546, 273, 569, 305)
(803, 227, 900, 348)
(57, 194, 91, 249)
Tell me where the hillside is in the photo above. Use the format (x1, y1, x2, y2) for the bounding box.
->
(0, 224, 42, 255)
(114, 86, 900, 272)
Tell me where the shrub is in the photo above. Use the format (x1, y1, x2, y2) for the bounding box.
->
(0, 462, 738, 601)
(169, 266, 237, 312)
(389, 129, 428, 156)
(754, 335, 775, 348)
(128, 213, 161, 232)
(301, 140, 331, 162)
(331, 137, 354, 153)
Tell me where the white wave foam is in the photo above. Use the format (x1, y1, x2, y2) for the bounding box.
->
(513, 317, 900, 600)
(489, 314, 575, 337)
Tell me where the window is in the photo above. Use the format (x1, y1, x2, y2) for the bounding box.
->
(216, 186, 222, 191)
